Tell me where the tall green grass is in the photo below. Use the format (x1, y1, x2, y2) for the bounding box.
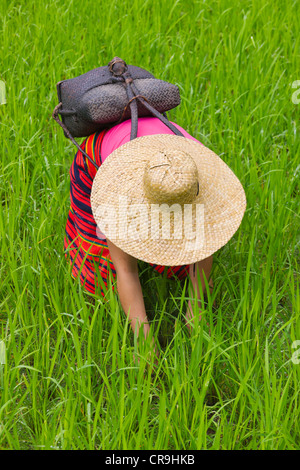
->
(0, 0, 299, 450)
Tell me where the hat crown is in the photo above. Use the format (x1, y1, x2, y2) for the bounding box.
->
(143, 149, 199, 204)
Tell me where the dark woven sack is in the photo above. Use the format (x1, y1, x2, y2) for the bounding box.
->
(54, 58, 180, 138)
(52, 57, 183, 168)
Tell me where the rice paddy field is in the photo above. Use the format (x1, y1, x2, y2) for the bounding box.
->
(0, 0, 299, 451)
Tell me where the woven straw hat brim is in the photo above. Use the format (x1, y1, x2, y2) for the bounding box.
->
(90, 134, 246, 265)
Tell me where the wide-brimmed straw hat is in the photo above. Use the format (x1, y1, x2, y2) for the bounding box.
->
(90, 134, 246, 266)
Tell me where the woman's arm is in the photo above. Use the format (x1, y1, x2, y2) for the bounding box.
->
(106, 238, 150, 340)
(185, 256, 213, 332)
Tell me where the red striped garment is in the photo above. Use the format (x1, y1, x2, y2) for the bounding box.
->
(64, 122, 191, 298)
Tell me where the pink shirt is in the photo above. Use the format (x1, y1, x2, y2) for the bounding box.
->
(100, 117, 201, 162)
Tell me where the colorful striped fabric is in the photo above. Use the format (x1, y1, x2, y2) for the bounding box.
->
(64, 128, 190, 298)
